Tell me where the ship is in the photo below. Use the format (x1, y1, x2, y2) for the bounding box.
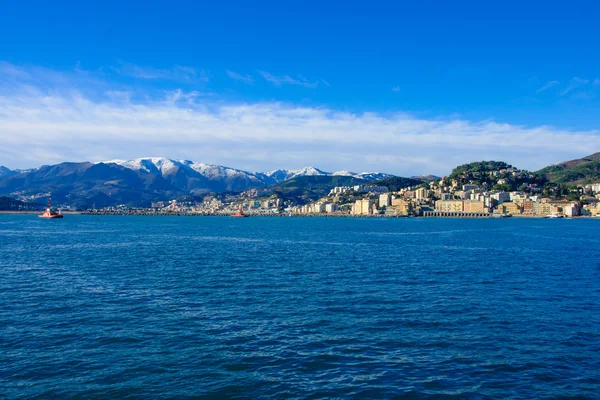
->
(231, 205, 248, 218)
(544, 212, 564, 219)
(38, 198, 64, 219)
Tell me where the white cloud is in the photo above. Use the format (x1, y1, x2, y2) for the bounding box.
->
(559, 77, 588, 96)
(391, 86, 400, 92)
(536, 80, 559, 94)
(113, 61, 209, 83)
(258, 71, 322, 88)
(226, 70, 254, 84)
(0, 62, 599, 175)
(593, 79, 600, 87)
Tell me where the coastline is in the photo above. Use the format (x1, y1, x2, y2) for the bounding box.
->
(2, 210, 596, 219)
(0, 210, 592, 219)
(0, 211, 82, 215)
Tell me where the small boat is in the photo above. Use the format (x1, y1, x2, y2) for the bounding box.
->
(231, 206, 248, 218)
(544, 213, 564, 219)
(39, 198, 64, 219)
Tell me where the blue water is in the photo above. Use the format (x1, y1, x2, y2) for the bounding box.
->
(1, 215, 599, 399)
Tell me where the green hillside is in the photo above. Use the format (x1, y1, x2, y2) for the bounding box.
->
(374, 176, 424, 191)
(0, 196, 45, 211)
(269, 175, 367, 204)
(537, 153, 600, 185)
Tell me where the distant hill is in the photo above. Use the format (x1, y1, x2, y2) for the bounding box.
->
(536, 153, 600, 185)
(444, 160, 546, 191)
(410, 175, 440, 182)
(267, 175, 368, 204)
(0, 196, 45, 211)
(0, 162, 183, 208)
(449, 161, 513, 180)
(374, 176, 424, 191)
(0, 166, 17, 178)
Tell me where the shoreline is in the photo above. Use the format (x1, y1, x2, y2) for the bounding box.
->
(0, 211, 82, 215)
(1, 211, 596, 219)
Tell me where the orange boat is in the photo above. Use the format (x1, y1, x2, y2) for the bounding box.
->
(38, 198, 64, 219)
(231, 205, 248, 218)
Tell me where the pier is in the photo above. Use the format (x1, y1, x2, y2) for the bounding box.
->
(422, 211, 490, 218)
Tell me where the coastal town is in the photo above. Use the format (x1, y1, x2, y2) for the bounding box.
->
(86, 164, 600, 218)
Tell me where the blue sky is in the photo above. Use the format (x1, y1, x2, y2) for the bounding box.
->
(1, 1, 599, 175)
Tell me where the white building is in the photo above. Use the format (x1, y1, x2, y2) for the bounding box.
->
(379, 193, 392, 207)
(463, 184, 479, 191)
(312, 203, 326, 213)
(325, 203, 338, 213)
(490, 192, 510, 204)
(353, 185, 388, 194)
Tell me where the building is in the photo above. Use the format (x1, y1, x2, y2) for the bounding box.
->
(490, 192, 510, 205)
(522, 200, 534, 215)
(379, 193, 392, 208)
(325, 203, 338, 213)
(462, 200, 486, 214)
(394, 199, 412, 215)
(353, 185, 388, 194)
(329, 186, 353, 195)
(415, 188, 429, 200)
(462, 184, 479, 191)
(312, 203, 326, 213)
(562, 203, 580, 217)
(352, 199, 374, 215)
(435, 200, 463, 213)
(497, 202, 521, 214)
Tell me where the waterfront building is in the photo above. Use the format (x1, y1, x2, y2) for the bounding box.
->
(498, 202, 522, 214)
(352, 199, 374, 215)
(325, 203, 338, 213)
(312, 203, 326, 213)
(435, 200, 463, 213)
(522, 200, 534, 215)
(562, 203, 580, 217)
(462, 200, 486, 214)
(394, 199, 412, 215)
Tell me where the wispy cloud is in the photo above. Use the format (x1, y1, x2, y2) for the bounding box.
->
(113, 61, 209, 83)
(226, 70, 254, 84)
(1, 62, 599, 175)
(536, 80, 559, 94)
(559, 77, 588, 96)
(258, 71, 324, 88)
(593, 79, 600, 87)
(391, 86, 400, 92)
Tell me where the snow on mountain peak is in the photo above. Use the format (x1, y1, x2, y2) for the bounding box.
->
(99, 158, 391, 185)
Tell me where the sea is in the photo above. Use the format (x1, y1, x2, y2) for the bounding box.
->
(1, 215, 599, 399)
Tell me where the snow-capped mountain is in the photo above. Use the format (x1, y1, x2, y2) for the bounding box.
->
(101, 158, 394, 189)
(265, 166, 328, 182)
(331, 171, 394, 181)
(0, 157, 398, 207)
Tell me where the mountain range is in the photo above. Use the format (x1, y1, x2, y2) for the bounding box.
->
(0, 157, 394, 207)
(2, 153, 599, 208)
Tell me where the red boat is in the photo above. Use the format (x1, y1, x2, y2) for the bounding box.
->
(38, 198, 64, 219)
(231, 205, 248, 218)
